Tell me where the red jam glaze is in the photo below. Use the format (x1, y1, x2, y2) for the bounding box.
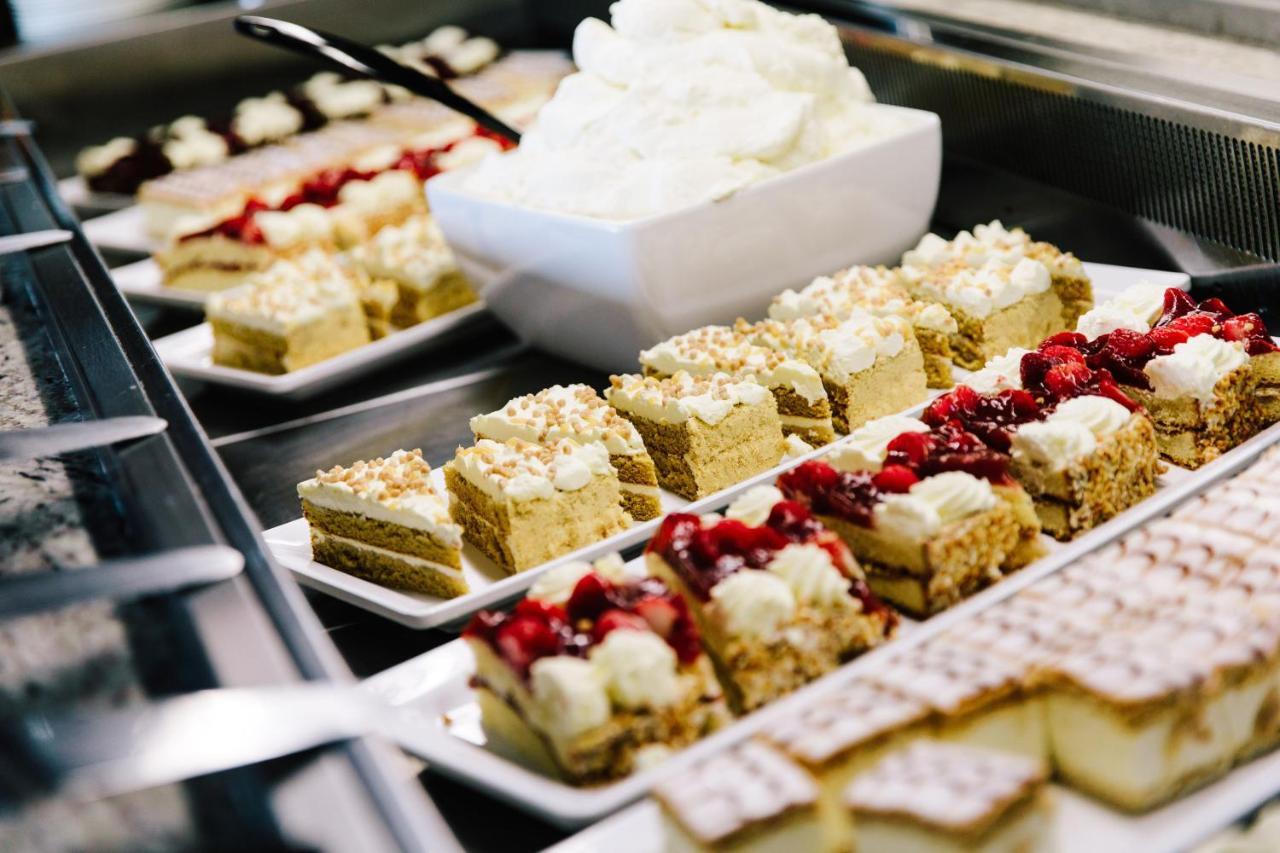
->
(645, 502, 892, 622)
(778, 425, 1014, 529)
(1038, 289, 1277, 389)
(462, 572, 702, 678)
(178, 128, 516, 243)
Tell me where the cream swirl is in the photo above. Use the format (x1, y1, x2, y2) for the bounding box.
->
(965, 348, 1029, 394)
(874, 471, 996, 539)
(529, 657, 611, 737)
(725, 485, 784, 527)
(1011, 420, 1096, 468)
(1144, 335, 1248, 402)
(1050, 395, 1131, 437)
(1076, 281, 1168, 340)
(710, 570, 795, 638)
(766, 544, 849, 606)
(590, 629, 681, 709)
(827, 415, 930, 472)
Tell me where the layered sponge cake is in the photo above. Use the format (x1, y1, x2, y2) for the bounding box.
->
(769, 264, 958, 388)
(639, 325, 836, 446)
(297, 448, 465, 597)
(463, 560, 726, 784)
(606, 372, 785, 501)
(444, 437, 630, 572)
(646, 492, 895, 712)
(737, 311, 928, 434)
(471, 384, 663, 521)
(205, 250, 370, 374)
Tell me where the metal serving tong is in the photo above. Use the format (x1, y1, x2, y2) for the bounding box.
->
(234, 15, 522, 145)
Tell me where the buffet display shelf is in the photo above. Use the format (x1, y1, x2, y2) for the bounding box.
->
(0, 100, 455, 852)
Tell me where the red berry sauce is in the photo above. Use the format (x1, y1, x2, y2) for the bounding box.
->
(645, 502, 892, 622)
(462, 573, 702, 679)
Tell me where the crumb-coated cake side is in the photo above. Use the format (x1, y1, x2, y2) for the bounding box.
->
(738, 311, 928, 434)
(297, 448, 466, 597)
(845, 741, 1051, 853)
(472, 383, 663, 521)
(205, 250, 371, 374)
(639, 325, 837, 446)
(444, 437, 630, 573)
(646, 491, 895, 712)
(655, 740, 824, 853)
(463, 556, 727, 785)
(606, 372, 785, 501)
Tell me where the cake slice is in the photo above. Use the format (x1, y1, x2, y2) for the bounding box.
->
(764, 679, 930, 850)
(769, 265, 959, 388)
(347, 215, 476, 329)
(778, 420, 1041, 616)
(463, 563, 727, 784)
(904, 219, 1093, 327)
(655, 740, 824, 853)
(736, 311, 928, 434)
(605, 372, 785, 501)
(296, 448, 465, 596)
(639, 325, 836, 446)
(205, 250, 371, 374)
(900, 257, 1065, 370)
(924, 347, 1162, 540)
(471, 384, 663, 521)
(844, 742, 1052, 853)
(1069, 287, 1279, 465)
(645, 492, 896, 712)
(444, 437, 630, 573)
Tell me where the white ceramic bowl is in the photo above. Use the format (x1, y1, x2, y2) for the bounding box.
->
(428, 105, 942, 372)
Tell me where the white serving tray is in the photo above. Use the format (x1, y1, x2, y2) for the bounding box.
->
(263, 260, 1188, 626)
(82, 204, 156, 254)
(547, 760, 1280, 853)
(112, 258, 206, 308)
(59, 175, 133, 212)
(153, 302, 488, 400)
(351, 421, 1278, 829)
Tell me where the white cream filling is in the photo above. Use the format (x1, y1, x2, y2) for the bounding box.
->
(311, 529, 464, 579)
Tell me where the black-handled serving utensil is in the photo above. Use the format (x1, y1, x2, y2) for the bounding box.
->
(233, 15, 522, 145)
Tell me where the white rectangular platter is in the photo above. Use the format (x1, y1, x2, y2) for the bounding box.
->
(547, 764, 1280, 853)
(358, 421, 1280, 827)
(263, 261, 1189, 627)
(112, 258, 205, 308)
(153, 302, 488, 400)
(82, 204, 155, 254)
(59, 175, 133, 212)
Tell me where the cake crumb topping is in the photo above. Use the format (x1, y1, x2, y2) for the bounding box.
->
(471, 384, 645, 455)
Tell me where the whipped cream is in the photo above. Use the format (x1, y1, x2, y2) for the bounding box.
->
(590, 628, 681, 709)
(303, 72, 385, 119)
(349, 215, 459, 291)
(639, 326, 827, 404)
(725, 485, 784, 526)
(77, 137, 136, 177)
(529, 553, 631, 605)
(255, 203, 333, 249)
(903, 220, 1030, 269)
(1144, 335, 1248, 403)
(1011, 420, 1096, 469)
(873, 471, 995, 540)
(1076, 281, 1169, 340)
(906, 257, 1050, 319)
(205, 251, 360, 335)
(233, 92, 304, 146)
(784, 434, 815, 459)
(473, 383, 646, 456)
(529, 656, 610, 737)
(606, 370, 772, 425)
(827, 415, 931, 472)
(766, 544, 849, 607)
(965, 348, 1030, 394)
(162, 124, 229, 170)
(462, 0, 901, 220)
(710, 569, 795, 638)
(451, 437, 614, 501)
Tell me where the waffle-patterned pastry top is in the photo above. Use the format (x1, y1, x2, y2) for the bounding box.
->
(845, 741, 1045, 833)
(655, 740, 818, 845)
(766, 679, 928, 766)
